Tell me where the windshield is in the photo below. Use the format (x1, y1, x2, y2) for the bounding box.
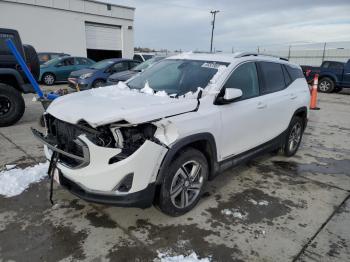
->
(133, 56, 165, 71)
(127, 59, 229, 96)
(89, 60, 115, 70)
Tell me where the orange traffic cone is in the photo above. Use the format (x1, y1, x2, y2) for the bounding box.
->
(310, 74, 320, 110)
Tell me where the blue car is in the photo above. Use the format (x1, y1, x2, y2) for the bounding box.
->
(68, 58, 140, 90)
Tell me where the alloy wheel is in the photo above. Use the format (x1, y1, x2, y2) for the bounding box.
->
(319, 81, 330, 92)
(0, 96, 11, 116)
(44, 74, 55, 85)
(288, 122, 302, 152)
(170, 160, 204, 209)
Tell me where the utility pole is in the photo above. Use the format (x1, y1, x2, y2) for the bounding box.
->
(210, 10, 219, 53)
(322, 42, 327, 62)
(288, 45, 291, 60)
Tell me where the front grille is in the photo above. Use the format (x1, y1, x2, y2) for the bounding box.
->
(46, 115, 89, 167)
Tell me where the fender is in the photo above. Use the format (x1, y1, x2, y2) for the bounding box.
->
(0, 69, 35, 93)
(0, 68, 25, 85)
(292, 106, 308, 129)
(319, 73, 338, 84)
(155, 132, 218, 184)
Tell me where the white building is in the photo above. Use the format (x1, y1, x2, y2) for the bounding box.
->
(0, 0, 135, 60)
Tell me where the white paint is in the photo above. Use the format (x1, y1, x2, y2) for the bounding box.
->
(0, 0, 134, 58)
(258, 200, 269, 206)
(47, 87, 198, 127)
(156, 252, 210, 262)
(0, 163, 49, 197)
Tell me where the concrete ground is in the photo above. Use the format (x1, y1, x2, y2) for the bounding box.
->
(0, 85, 349, 261)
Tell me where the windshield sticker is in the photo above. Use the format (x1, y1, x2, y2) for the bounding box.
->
(201, 62, 222, 69)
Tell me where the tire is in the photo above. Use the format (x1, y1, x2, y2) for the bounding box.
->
(23, 44, 40, 81)
(92, 79, 105, 88)
(283, 116, 304, 157)
(333, 87, 343, 93)
(0, 83, 25, 127)
(42, 73, 55, 86)
(157, 148, 209, 216)
(318, 77, 334, 93)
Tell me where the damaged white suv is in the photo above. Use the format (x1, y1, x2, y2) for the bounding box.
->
(33, 52, 310, 216)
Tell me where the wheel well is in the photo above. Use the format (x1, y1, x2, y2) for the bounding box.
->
(294, 108, 307, 129)
(0, 74, 21, 91)
(41, 72, 55, 81)
(319, 75, 335, 84)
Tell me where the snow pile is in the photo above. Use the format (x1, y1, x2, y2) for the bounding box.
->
(141, 81, 155, 94)
(249, 199, 269, 206)
(181, 87, 203, 99)
(157, 252, 210, 262)
(221, 209, 247, 220)
(0, 162, 49, 197)
(115, 81, 129, 90)
(155, 90, 168, 97)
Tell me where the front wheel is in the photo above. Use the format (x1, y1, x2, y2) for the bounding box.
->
(0, 84, 25, 127)
(283, 116, 304, 157)
(157, 148, 208, 216)
(92, 79, 105, 88)
(42, 73, 56, 86)
(318, 77, 334, 93)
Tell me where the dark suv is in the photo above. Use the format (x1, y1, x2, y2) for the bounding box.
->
(0, 28, 39, 126)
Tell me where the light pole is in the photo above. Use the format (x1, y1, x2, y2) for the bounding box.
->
(210, 10, 219, 53)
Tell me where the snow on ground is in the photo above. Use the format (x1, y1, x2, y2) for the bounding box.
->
(249, 199, 269, 206)
(221, 208, 247, 219)
(156, 252, 210, 262)
(0, 162, 49, 197)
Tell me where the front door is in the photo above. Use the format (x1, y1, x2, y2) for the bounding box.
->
(219, 61, 265, 159)
(55, 57, 76, 81)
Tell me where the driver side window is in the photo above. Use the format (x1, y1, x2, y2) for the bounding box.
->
(224, 62, 259, 100)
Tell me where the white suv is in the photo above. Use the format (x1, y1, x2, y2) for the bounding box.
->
(33, 52, 310, 216)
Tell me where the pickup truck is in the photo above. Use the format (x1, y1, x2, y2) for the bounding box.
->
(301, 60, 350, 93)
(0, 28, 39, 126)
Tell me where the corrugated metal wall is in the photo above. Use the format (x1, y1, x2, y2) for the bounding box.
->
(264, 48, 350, 66)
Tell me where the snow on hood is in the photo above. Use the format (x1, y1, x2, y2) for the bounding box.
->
(46, 83, 198, 127)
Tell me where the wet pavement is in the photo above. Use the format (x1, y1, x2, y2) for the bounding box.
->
(0, 87, 350, 261)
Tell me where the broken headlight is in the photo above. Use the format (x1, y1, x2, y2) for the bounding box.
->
(109, 123, 157, 164)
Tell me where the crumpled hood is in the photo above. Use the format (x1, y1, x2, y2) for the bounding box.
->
(46, 86, 198, 127)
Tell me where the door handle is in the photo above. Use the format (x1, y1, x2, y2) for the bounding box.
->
(290, 93, 297, 100)
(257, 102, 267, 109)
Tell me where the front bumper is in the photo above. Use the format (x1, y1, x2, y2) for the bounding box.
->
(58, 170, 156, 208)
(68, 78, 90, 90)
(32, 128, 168, 205)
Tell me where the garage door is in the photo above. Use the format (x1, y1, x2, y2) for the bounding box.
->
(85, 23, 122, 50)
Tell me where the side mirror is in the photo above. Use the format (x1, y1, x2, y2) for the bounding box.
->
(216, 88, 242, 105)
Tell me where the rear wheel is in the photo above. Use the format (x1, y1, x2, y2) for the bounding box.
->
(157, 148, 208, 216)
(42, 73, 55, 86)
(23, 44, 40, 81)
(318, 77, 334, 93)
(283, 116, 304, 157)
(0, 84, 25, 127)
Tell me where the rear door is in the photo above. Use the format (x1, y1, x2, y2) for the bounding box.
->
(256, 61, 294, 141)
(75, 57, 92, 70)
(109, 61, 129, 75)
(343, 60, 350, 86)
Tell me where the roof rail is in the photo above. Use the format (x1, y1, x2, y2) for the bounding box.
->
(234, 52, 288, 61)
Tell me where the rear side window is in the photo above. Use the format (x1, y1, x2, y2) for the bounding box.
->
(259, 62, 285, 94)
(285, 65, 304, 81)
(329, 62, 344, 70)
(224, 62, 259, 100)
(282, 65, 292, 86)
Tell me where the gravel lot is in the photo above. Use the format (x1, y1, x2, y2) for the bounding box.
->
(0, 85, 349, 261)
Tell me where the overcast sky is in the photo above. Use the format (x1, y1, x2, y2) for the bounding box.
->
(110, 0, 350, 52)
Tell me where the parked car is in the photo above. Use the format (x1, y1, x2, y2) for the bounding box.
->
(38, 52, 70, 65)
(106, 56, 166, 85)
(301, 59, 350, 93)
(0, 28, 40, 126)
(68, 58, 140, 90)
(40, 56, 95, 85)
(133, 53, 155, 62)
(32, 52, 310, 216)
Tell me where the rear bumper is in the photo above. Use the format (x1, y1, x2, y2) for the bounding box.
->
(58, 170, 156, 208)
